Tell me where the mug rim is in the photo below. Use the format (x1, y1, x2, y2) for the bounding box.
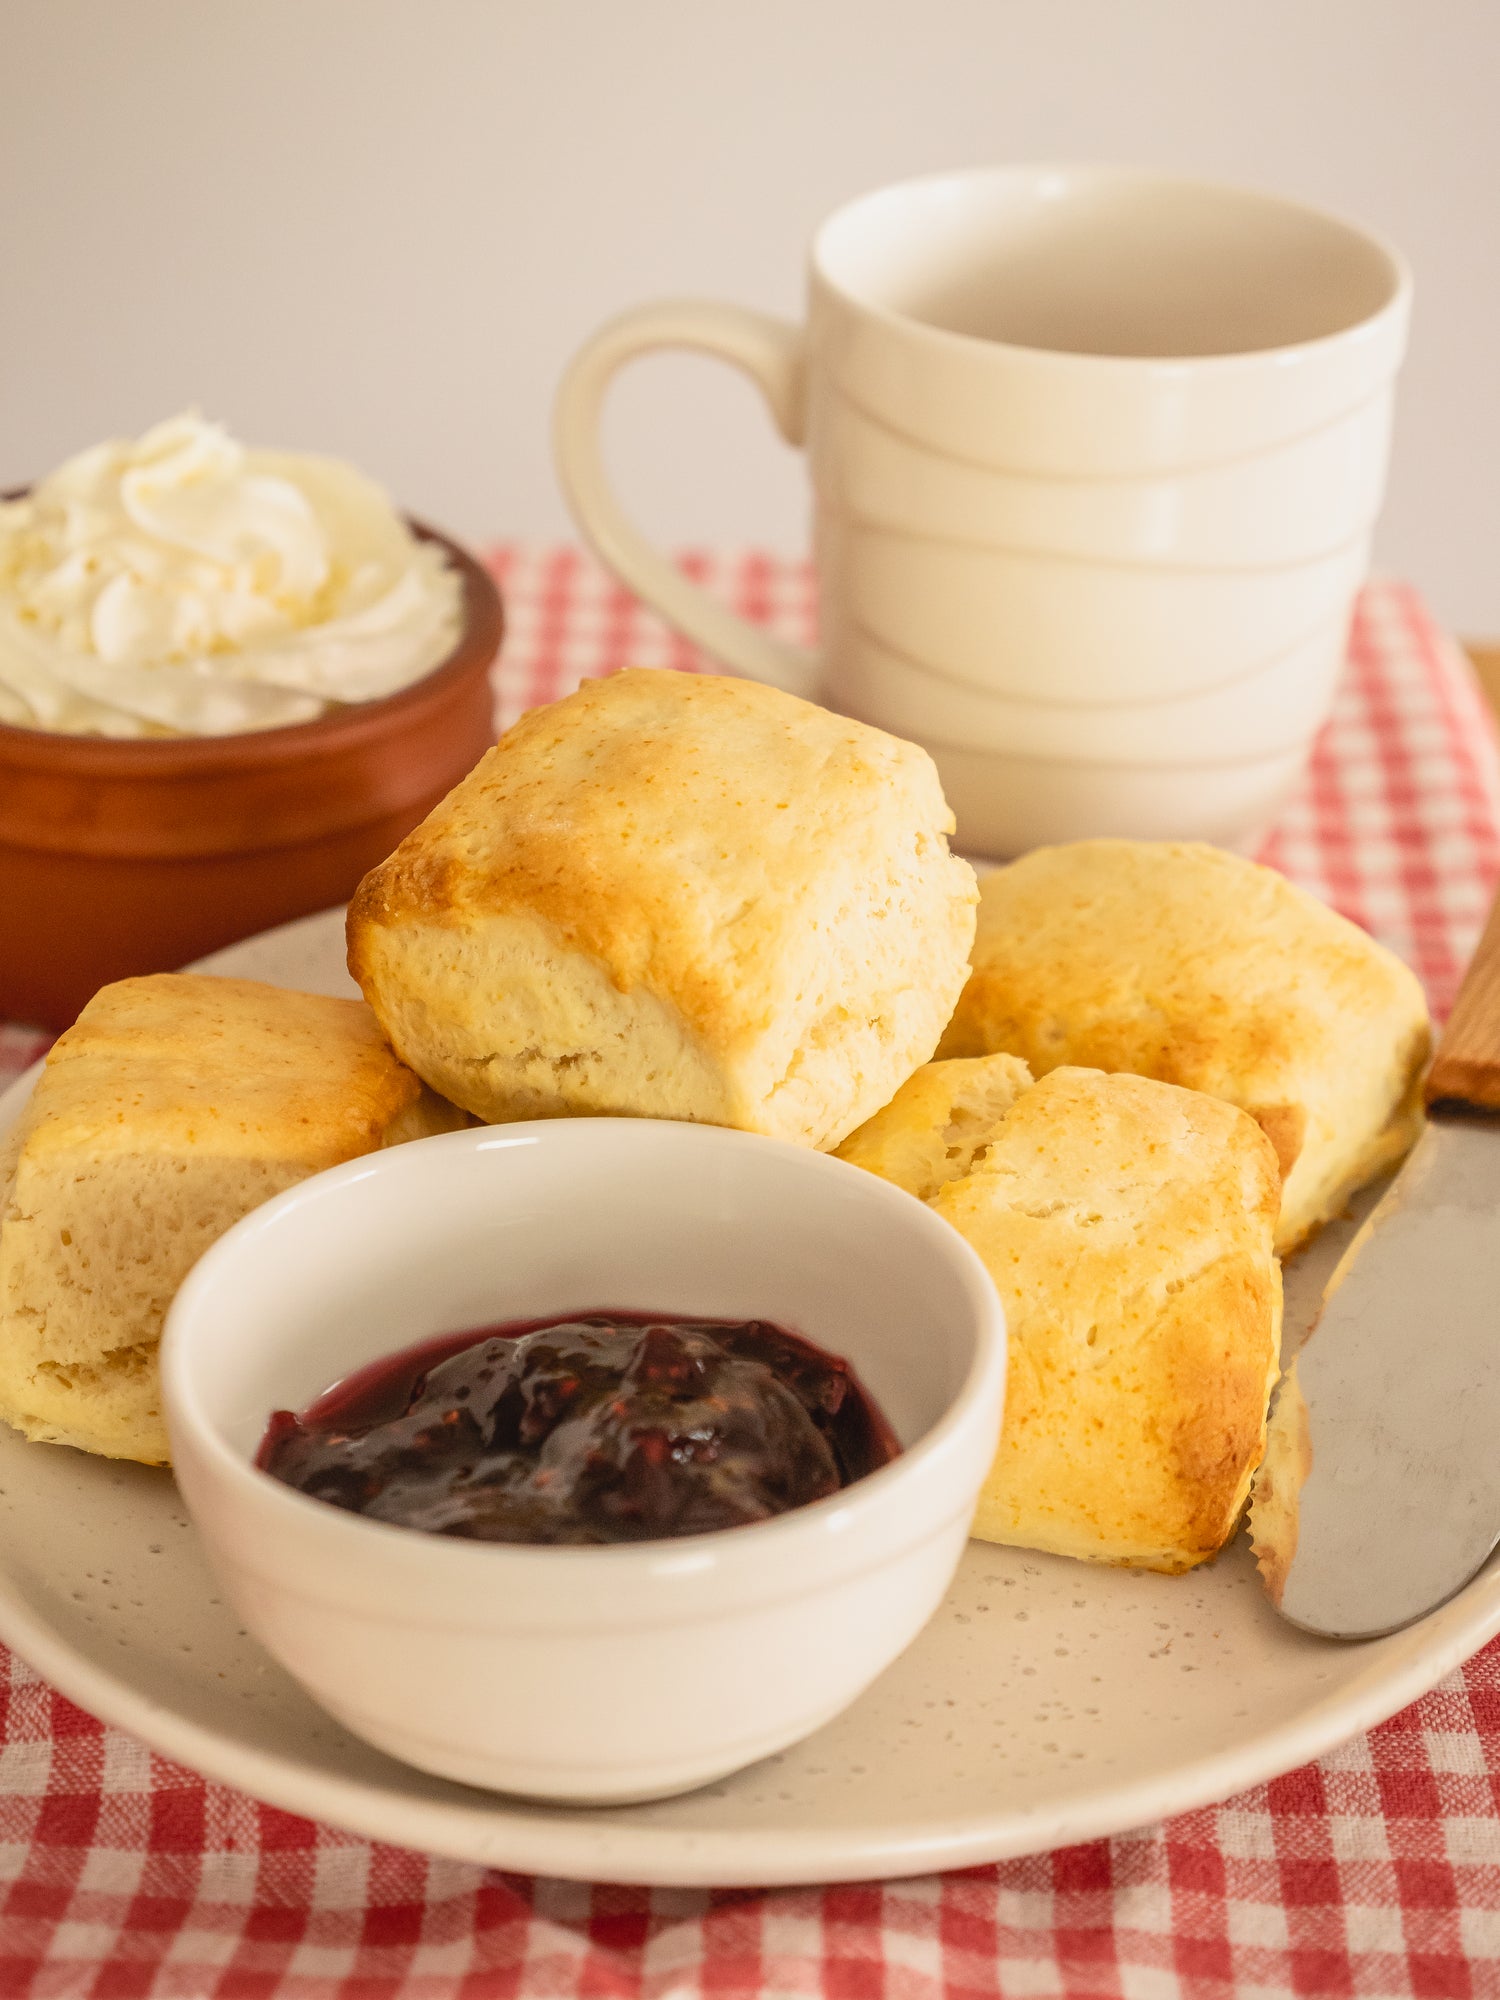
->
(809, 162, 1412, 373)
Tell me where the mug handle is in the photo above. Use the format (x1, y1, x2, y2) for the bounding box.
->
(553, 300, 822, 700)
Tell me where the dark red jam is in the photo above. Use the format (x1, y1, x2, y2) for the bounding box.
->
(257, 1312, 901, 1545)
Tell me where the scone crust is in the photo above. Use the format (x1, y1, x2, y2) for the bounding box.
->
(18, 974, 447, 1165)
(933, 1067, 1283, 1572)
(1247, 1362, 1313, 1606)
(0, 974, 464, 1464)
(349, 669, 978, 1147)
(938, 840, 1431, 1251)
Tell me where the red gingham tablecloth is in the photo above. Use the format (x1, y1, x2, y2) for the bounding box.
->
(2, 549, 1500, 1999)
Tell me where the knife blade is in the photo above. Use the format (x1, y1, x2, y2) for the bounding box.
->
(1251, 887, 1500, 1639)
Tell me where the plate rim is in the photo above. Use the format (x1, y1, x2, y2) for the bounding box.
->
(1, 910, 1497, 1886)
(0, 1433, 1496, 1886)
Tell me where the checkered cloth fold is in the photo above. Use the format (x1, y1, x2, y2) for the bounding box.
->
(1, 550, 1498, 1999)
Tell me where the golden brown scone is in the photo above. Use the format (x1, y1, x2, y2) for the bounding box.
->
(0, 974, 467, 1465)
(848, 1061, 1283, 1571)
(938, 840, 1431, 1253)
(348, 668, 977, 1148)
(834, 1052, 1034, 1202)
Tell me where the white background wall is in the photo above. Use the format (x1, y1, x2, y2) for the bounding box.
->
(3, 0, 1497, 630)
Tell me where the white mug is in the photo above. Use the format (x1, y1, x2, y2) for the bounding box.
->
(555, 166, 1410, 854)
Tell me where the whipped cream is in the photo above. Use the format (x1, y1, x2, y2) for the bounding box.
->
(0, 414, 465, 737)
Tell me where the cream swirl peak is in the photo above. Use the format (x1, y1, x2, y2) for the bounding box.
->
(0, 414, 465, 737)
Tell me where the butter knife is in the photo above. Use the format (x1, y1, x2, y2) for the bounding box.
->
(1251, 886, 1500, 1638)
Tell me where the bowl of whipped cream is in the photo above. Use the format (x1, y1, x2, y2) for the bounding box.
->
(0, 413, 502, 1027)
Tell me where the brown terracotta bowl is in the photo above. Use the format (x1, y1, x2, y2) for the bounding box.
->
(0, 522, 502, 1029)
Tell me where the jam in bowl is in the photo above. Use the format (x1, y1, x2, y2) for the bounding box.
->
(258, 1311, 902, 1544)
(161, 1118, 1006, 1804)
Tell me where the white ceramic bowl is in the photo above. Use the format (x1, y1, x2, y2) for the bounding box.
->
(829, 618, 1348, 766)
(925, 735, 1310, 859)
(161, 1119, 1006, 1806)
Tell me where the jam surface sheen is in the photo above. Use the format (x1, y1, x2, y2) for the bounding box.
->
(257, 1311, 902, 1546)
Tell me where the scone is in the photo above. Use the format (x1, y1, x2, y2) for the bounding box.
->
(841, 1061, 1283, 1572)
(938, 840, 1431, 1252)
(348, 668, 978, 1148)
(0, 974, 466, 1465)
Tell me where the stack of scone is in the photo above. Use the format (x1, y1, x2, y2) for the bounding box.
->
(832, 839, 1428, 1570)
(0, 670, 1433, 1589)
(937, 840, 1430, 1255)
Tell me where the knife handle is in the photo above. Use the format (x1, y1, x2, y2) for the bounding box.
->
(1427, 884, 1500, 1110)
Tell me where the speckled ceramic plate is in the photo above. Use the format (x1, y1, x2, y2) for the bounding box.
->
(0, 908, 1496, 1888)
